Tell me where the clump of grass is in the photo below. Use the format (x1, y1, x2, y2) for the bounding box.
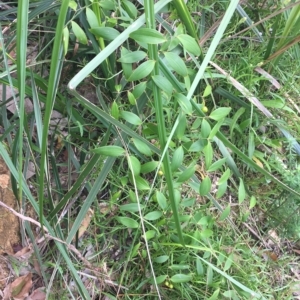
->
(0, 0, 300, 298)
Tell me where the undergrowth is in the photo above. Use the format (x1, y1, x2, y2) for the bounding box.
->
(0, 0, 300, 299)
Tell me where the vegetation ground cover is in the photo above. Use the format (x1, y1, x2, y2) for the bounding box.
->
(0, 0, 300, 299)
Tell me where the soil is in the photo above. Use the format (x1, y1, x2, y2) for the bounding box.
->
(0, 157, 21, 290)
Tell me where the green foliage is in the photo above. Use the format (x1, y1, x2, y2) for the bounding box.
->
(0, 0, 299, 298)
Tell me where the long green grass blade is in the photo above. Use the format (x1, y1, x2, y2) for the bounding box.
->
(38, 0, 69, 227)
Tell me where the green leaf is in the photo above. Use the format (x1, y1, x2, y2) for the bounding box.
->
(207, 158, 227, 172)
(164, 52, 188, 77)
(201, 229, 213, 238)
(90, 27, 120, 41)
(201, 119, 211, 139)
(122, 0, 138, 19)
(216, 181, 227, 199)
(208, 289, 220, 300)
(156, 191, 168, 210)
(169, 264, 190, 270)
(91, 146, 124, 157)
(151, 275, 168, 284)
(63, 27, 69, 56)
(224, 253, 234, 271)
(71, 21, 88, 45)
(189, 139, 206, 152)
(199, 177, 211, 196)
(203, 84, 212, 97)
(140, 161, 158, 174)
(130, 243, 140, 258)
(177, 34, 201, 56)
(238, 178, 246, 203)
(118, 51, 147, 63)
(177, 165, 195, 183)
(135, 176, 150, 190)
(144, 211, 163, 221)
(249, 196, 256, 209)
(143, 230, 157, 240)
(68, 0, 77, 10)
(209, 119, 224, 139)
(120, 111, 142, 125)
(120, 47, 132, 78)
(117, 216, 139, 228)
(154, 255, 169, 263)
(120, 203, 145, 212)
(128, 155, 141, 176)
(196, 258, 204, 275)
(127, 91, 136, 105)
(132, 138, 152, 156)
(171, 146, 184, 172)
(170, 274, 193, 283)
(130, 28, 166, 44)
(127, 60, 156, 81)
(86, 7, 99, 28)
(203, 141, 213, 168)
(209, 107, 231, 121)
(132, 82, 147, 98)
(248, 131, 255, 159)
(176, 114, 187, 140)
(217, 168, 231, 185)
(111, 101, 119, 119)
(152, 75, 173, 96)
(174, 93, 193, 115)
(99, 0, 116, 10)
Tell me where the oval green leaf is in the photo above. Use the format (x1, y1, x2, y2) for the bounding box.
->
(164, 52, 188, 77)
(144, 211, 163, 221)
(135, 176, 150, 190)
(117, 216, 139, 228)
(154, 255, 169, 263)
(156, 191, 167, 210)
(128, 60, 155, 81)
(86, 7, 99, 28)
(140, 161, 158, 174)
(174, 93, 193, 115)
(207, 158, 227, 172)
(171, 146, 184, 172)
(201, 119, 211, 139)
(91, 145, 124, 156)
(130, 28, 166, 44)
(199, 176, 211, 196)
(132, 138, 152, 156)
(63, 27, 69, 56)
(203, 141, 213, 168)
(238, 178, 246, 203)
(120, 111, 142, 125)
(209, 107, 231, 121)
(90, 27, 120, 41)
(120, 203, 145, 212)
(152, 75, 173, 96)
(177, 165, 195, 183)
(219, 204, 230, 221)
(118, 51, 147, 63)
(177, 34, 201, 56)
(71, 21, 88, 45)
(170, 274, 193, 283)
(128, 155, 141, 176)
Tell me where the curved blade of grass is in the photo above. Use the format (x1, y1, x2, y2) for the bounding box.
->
(145, 0, 184, 246)
(38, 0, 69, 228)
(172, 0, 199, 41)
(16, 0, 29, 202)
(235, 4, 263, 42)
